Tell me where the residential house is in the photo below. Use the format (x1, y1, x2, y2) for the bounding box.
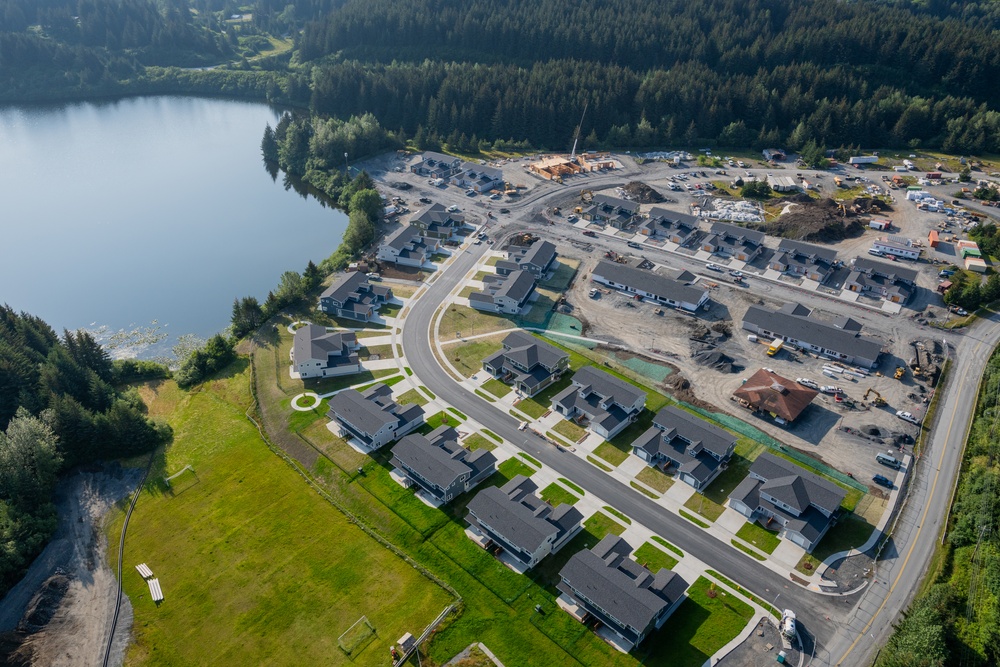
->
(872, 236, 920, 260)
(640, 209, 700, 245)
(290, 325, 360, 379)
(390, 426, 497, 503)
(631, 406, 737, 490)
(844, 257, 916, 303)
(326, 383, 424, 450)
(319, 272, 393, 322)
(496, 239, 558, 279)
(482, 331, 569, 397)
(468, 270, 537, 315)
(581, 194, 639, 228)
(728, 453, 847, 552)
(411, 203, 470, 240)
(377, 225, 441, 267)
(551, 366, 646, 439)
(410, 152, 463, 178)
(591, 260, 709, 313)
(742, 303, 884, 368)
(732, 368, 818, 423)
(451, 162, 504, 193)
(557, 535, 689, 648)
(466, 474, 583, 569)
(701, 222, 765, 261)
(769, 239, 838, 283)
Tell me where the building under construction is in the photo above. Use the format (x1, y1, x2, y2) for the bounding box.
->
(529, 153, 616, 181)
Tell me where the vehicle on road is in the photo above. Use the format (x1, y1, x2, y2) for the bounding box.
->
(499, 208, 510, 214)
(473, 239, 482, 245)
(447, 204, 460, 212)
(796, 378, 819, 390)
(729, 270, 744, 278)
(872, 474, 893, 489)
(419, 196, 432, 204)
(706, 263, 724, 272)
(627, 241, 643, 249)
(896, 410, 920, 424)
(518, 421, 528, 431)
(781, 609, 796, 638)
(583, 230, 597, 237)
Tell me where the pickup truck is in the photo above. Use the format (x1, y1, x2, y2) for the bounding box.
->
(582, 230, 597, 237)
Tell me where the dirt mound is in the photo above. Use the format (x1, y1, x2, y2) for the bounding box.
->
(17, 574, 70, 634)
(623, 181, 665, 203)
(764, 198, 866, 242)
(692, 349, 743, 373)
(853, 197, 894, 213)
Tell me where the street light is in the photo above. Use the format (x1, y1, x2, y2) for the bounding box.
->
(344, 152, 349, 174)
(772, 593, 781, 614)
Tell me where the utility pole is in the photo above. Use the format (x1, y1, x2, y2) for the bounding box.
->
(344, 152, 349, 174)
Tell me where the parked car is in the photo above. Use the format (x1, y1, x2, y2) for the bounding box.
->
(489, 193, 501, 200)
(706, 263, 725, 272)
(499, 208, 510, 214)
(729, 270, 744, 278)
(820, 385, 842, 394)
(796, 378, 819, 390)
(868, 248, 884, 256)
(895, 410, 919, 424)
(518, 421, 528, 431)
(872, 474, 893, 489)
(447, 204, 460, 212)
(627, 241, 643, 249)
(365, 272, 381, 281)
(582, 230, 597, 237)
(419, 196, 432, 204)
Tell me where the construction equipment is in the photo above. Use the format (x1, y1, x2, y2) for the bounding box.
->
(580, 189, 594, 203)
(863, 388, 887, 407)
(894, 366, 906, 380)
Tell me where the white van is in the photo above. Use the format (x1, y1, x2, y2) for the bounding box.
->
(875, 452, 902, 469)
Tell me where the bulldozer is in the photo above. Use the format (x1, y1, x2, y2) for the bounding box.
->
(863, 387, 887, 407)
(894, 366, 906, 380)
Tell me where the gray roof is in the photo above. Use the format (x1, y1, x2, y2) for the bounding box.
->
(383, 224, 425, 251)
(647, 208, 699, 229)
(557, 535, 688, 636)
(708, 221, 765, 245)
(652, 406, 736, 459)
(327, 388, 400, 435)
(413, 203, 465, 228)
(832, 315, 863, 332)
(292, 324, 357, 364)
(515, 239, 557, 270)
(593, 261, 708, 307)
(749, 453, 847, 515)
(391, 432, 496, 491)
(500, 331, 568, 370)
(850, 257, 918, 284)
(496, 270, 537, 303)
(566, 365, 645, 412)
(466, 475, 582, 555)
(459, 161, 503, 182)
(414, 151, 460, 167)
(593, 193, 639, 214)
(743, 305, 883, 362)
(777, 239, 838, 263)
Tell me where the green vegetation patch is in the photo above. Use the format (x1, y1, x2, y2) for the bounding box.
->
(482, 429, 502, 442)
(474, 389, 496, 402)
(705, 570, 779, 618)
(447, 407, 468, 420)
(683, 494, 725, 522)
(513, 374, 572, 418)
(396, 388, 428, 406)
(458, 285, 478, 298)
(680, 510, 710, 529)
(518, 453, 541, 468)
(636, 465, 675, 493)
(602, 506, 632, 525)
(584, 512, 626, 538)
(587, 456, 613, 472)
(630, 481, 659, 498)
(360, 343, 393, 360)
(540, 482, 581, 507)
(497, 458, 536, 479)
(558, 478, 584, 495)
(651, 536, 684, 558)
(440, 304, 514, 339)
(464, 434, 498, 452)
(482, 378, 513, 398)
(552, 419, 586, 442)
(735, 522, 781, 554)
(419, 410, 459, 433)
(379, 302, 403, 318)
(447, 334, 507, 378)
(539, 259, 580, 291)
(731, 540, 767, 561)
(634, 542, 679, 572)
(593, 442, 628, 467)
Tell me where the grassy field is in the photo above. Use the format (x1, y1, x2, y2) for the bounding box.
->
(735, 522, 781, 554)
(552, 419, 586, 442)
(634, 542, 679, 572)
(684, 494, 726, 522)
(514, 375, 572, 418)
(635, 465, 674, 493)
(111, 375, 451, 666)
(440, 304, 514, 338)
(481, 378, 512, 398)
(458, 286, 478, 299)
(464, 433, 497, 451)
(539, 259, 580, 291)
(795, 513, 877, 574)
(731, 540, 767, 560)
(446, 334, 507, 377)
(396, 388, 429, 406)
(540, 482, 581, 506)
(498, 458, 536, 479)
(593, 442, 628, 467)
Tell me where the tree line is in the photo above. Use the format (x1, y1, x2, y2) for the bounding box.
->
(0, 306, 172, 596)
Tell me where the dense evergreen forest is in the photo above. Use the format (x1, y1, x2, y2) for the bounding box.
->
(0, 306, 170, 597)
(2, 0, 1000, 153)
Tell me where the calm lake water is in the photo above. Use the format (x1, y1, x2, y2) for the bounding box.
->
(0, 96, 346, 356)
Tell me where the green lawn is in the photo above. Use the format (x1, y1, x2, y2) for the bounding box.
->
(630, 482, 659, 498)
(539, 259, 580, 291)
(464, 433, 498, 452)
(634, 542, 679, 572)
(513, 398, 548, 419)
(540, 482, 581, 506)
(498, 458, 536, 479)
(112, 375, 451, 667)
(485, 256, 501, 266)
(473, 270, 493, 281)
(419, 410, 461, 433)
(482, 378, 513, 398)
(440, 304, 514, 339)
(602, 506, 631, 525)
(380, 302, 403, 318)
(587, 455, 613, 472)
(680, 510, 710, 529)
(796, 513, 877, 574)
(458, 285, 478, 298)
(475, 389, 496, 402)
(553, 419, 586, 442)
(519, 453, 541, 468)
(396, 388, 428, 406)
(558, 478, 584, 495)
(447, 334, 507, 377)
(735, 522, 781, 554)
(513, 375, 573, 419)
(639, 577, 753, 666)
(593, 442, 628, 467)
(683, 493, 726, 522)
(651, 536, 684, 558)
(701, 455, 752, 505)
(731, 540, 767, 561)
(359, 343, 394, 360)
(636, 465, 675, 493)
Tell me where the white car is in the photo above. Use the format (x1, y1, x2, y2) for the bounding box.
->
(820, 385, 842, 395)
(706, 263, 725, 272)
(796, 378, 819, 390)
(896, 410, 920, 424)
(447, 204, 459, 212)
(518, 421, 528, 431)
(365, 272, 381, 281)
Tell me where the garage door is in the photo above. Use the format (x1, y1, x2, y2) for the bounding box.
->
(789, 532, 807, 548)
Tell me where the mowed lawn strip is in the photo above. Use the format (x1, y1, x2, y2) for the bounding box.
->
(635, 465, 675, 493)
(683, 493, 726, 522)
(633, 542, 679, 572)
(481, 378, 513, 398)
(540, 482, 581, 506)
(447, 334, 508, 377)
(113, 375, 451, 667)
(735, 522, 781, 554)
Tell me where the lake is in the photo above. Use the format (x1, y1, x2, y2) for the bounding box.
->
(0, 96, 347, 356)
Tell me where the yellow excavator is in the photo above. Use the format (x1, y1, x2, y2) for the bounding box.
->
(894, 366, 906, 380)
(863, 387, 887, 407)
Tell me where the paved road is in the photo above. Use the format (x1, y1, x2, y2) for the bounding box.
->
(396, 161, 1000, 665)
(402, 240, 850, 649)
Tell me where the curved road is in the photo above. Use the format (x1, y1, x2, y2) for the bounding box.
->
(399, 169, 1000, 665)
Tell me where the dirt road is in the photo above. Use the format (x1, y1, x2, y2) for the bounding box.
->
(0, 466, 141, 667)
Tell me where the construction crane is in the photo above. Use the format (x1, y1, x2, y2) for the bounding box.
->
(863, 387, 887, 407)
(569, 102, 589, 161)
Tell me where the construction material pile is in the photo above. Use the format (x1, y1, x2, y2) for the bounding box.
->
(689, 325, 742, 373)
(622, 181, 665, 203)
(763, 198, 865, 242)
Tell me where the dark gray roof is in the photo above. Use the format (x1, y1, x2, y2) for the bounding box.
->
(743, 305, 883, 362)
(593, 193, 638, 214)
(391, 432, 497, 490)
(292, 325, 357, 364)
(593, 261, 708, 307)
(327, 388, 400, 435)
(730, 476, 838, 543)
(778, 302, 811, 317)
(321, 271, 372, 303)
(557, 535, 688, 635)
(415, 151, 459, 166)
(383, 224, 425, 251)
(832, 315, 863, 332)
(566, 365, 644, 412)
(516, 240, 557, 270)
(466, 475, 582, 554)
(647, 208, 699, 228)
(708, 221, 765, 245)
(749, 453, 847, 515)
(496, 270, 537, 303)
(777, 239, 838, 263)
(652, 406, 735, 459)
(413, 203, 465, 229)
(500, 331, 568, 370)
(850, 257, 918, 284)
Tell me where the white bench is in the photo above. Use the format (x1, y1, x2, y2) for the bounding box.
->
(135, 563, 153, 579)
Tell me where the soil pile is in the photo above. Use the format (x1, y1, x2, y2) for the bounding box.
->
(764, 198, 866, 242)
(623, 181, 665, 203)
